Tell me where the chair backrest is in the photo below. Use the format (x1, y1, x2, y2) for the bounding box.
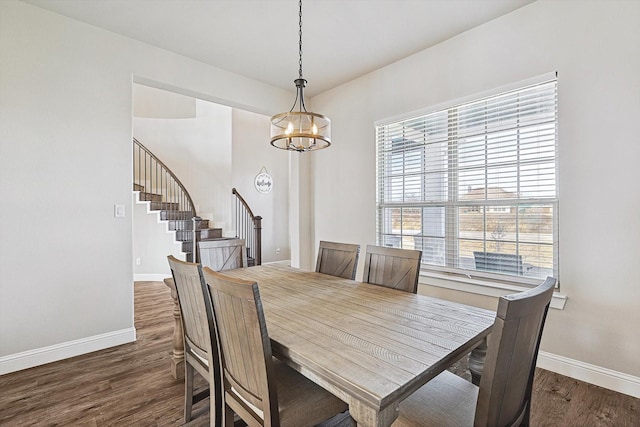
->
(203, 267, 279, 426)
(475, 276, 557, 427)
(315, 240, 360, 280)
(199, 238, 248, 271)
(362, 245, 422, 293)
(167, 256, 222, 423)
(167, 255, 217, 365)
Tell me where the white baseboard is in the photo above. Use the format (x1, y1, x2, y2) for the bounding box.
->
(134, 273, 172, 282)
(538, 351, 640, 399)
(0, 327, 136, 376)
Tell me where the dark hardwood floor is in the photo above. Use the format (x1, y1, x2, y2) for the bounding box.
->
(0, 281, 637, 426)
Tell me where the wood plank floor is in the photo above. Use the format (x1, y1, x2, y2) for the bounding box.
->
(0, 281, 637, 426)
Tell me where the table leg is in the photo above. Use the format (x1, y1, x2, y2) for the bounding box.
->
(468, 336, 488, 386)
(348, 401, 399, 427)
(164, 278, 184, 380)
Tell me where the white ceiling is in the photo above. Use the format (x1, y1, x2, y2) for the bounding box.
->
(23, 0, 535, 97)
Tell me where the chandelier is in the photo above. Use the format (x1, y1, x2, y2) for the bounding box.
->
(270, 0, 330, 152)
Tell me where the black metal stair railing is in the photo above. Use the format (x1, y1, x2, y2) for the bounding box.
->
(133, 138, 201, 260)
(232, 188, 262, 266)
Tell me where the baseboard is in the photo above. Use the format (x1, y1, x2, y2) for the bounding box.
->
(0, 327, 136, 376)
(134, 273, 172, 282)
(538, 351, 640, 398)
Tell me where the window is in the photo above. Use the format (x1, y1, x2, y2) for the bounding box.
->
(376, 77, 558, 285)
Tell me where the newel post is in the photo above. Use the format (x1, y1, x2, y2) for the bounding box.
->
(254, 216, 262, 266)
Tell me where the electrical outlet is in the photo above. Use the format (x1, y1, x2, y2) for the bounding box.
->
(135, 258, 141, 265)
(276, 248, 281, 255)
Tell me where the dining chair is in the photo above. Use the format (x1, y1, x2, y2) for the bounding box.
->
(362, 245, 422, 293)
(392, 276, 557, 427)
(167, 255, 222, 427)
(199, 238, 248, 271)
(202, 267, 349, 427)
(315, 240, 360, 280)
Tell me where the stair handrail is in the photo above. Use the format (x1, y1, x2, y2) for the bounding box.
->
(133, 138, 196, 218)
(232, 188, 262, 266)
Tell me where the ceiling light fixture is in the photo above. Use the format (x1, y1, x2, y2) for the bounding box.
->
(270, 0, 330, 152)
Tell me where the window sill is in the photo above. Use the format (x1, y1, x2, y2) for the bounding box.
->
(419, 271, 567, 310)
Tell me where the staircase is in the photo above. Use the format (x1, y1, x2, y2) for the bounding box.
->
(133, 183, 223, 262)
(133, 138, 261, 265)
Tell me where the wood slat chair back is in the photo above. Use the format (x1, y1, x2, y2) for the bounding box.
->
(203, 268, 348, 427)
(362, 245, 422, 293)
(167, 255, 222, 426)
(205, 268, 276, 426)
(315, 240, 360, 280)
(475, 276, 557, 426)
(393, 276, 557, 427)
(199, 238, 248, 271)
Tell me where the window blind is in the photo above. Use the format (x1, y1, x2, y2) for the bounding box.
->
(376, 78, 558, 283)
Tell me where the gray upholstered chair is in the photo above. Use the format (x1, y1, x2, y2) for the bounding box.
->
(392, 276, 557, 427)
(203, 267, 348, 427)
(167, 255, 222, 426)
(199, 238, 248, 271)
(362, 245, 422, 293)
(315, 240, 360, 280)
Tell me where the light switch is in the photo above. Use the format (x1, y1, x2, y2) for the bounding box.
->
(114, 204, 126, 218)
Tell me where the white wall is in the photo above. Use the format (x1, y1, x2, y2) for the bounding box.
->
(0, 0, 291, 371)
(231, 109, 291, 263)
(310, 0, 640, 385)
(132, 194, 184, 279)
(133, 83, 196, 119)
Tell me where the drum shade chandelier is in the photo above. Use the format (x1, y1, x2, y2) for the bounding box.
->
(270, 0, 330, 152)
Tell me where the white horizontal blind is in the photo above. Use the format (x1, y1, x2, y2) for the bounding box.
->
(376, 79, 558, 283)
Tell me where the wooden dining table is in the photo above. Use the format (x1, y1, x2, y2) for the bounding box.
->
(214, 262, 496, 427)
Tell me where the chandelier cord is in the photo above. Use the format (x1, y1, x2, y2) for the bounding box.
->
(298, 0, 303, 79)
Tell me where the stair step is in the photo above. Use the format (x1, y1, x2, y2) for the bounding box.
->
(175, 228, 222, 242)
(138, 192, 163, 202)
(160, 210, 193, 220)
(150, 201, 180, 211)
(134, 184, 243, 261)
(168, 219, 210, 231)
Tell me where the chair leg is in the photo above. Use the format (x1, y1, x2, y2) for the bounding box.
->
(224, 403, 235, 427)
(185, 362, 194, 422)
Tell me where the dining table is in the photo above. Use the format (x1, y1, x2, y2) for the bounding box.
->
(213, 262, 496, 427)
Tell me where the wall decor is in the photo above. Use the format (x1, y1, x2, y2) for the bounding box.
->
(254, 166, 273, 194)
